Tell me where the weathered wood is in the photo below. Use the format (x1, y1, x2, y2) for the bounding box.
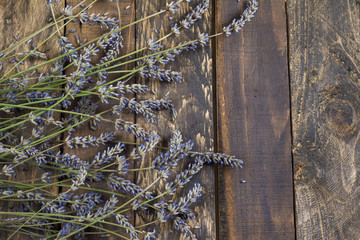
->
(288, 0, 360, 239)
(0, 1, 63, 239)
(65, 1, 136, 163)
(216, 1, 295, 239)
(135, 0, 215, 239)
(64, 0, 136, 239)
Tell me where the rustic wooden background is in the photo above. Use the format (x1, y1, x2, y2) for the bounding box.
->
(0, 0, 359, 239)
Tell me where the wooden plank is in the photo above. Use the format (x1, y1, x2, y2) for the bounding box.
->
(135, 0, 215, 239)
(63, 0, 136, 158)
(288, 0, 360, 239)
(65, 1, 136, 166)
(0, 1, 63, 239)
(215, 1, 295, 239)
(64, 0, 136, 239)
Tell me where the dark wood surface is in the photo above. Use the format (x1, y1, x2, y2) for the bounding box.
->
(64, 1, 137, 239)
(2, 0, 359, 239)
(288, 0, 360, 239)
(215, 0, 294, 239)
(135, 1, 215, 239)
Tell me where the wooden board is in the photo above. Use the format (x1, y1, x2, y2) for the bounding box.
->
(135, 0, 215, 239)
(0, 1, 63, 239)
(64, 1, 136, 239)
(288, 0, 360, 239)
(215, 1, 295, 239)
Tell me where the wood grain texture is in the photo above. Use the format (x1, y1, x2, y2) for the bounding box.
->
(64, 1, 136, 167)
(215, 1, 295, 239)
(64, 0, 136, 239)
(135, 0, 215, 239)
(288, 0, 360, 239)
(0, 1, 63, 239)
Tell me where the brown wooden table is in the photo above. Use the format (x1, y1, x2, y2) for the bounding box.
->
(0, 0, 359, 239)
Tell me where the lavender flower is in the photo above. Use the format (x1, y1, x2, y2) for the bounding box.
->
(107, 173, 153, 199)
(62, 5, 73, 17)
(0, 1, 258, 238)
(71, 166, 88, 190)
(1, 164, 14, 177)
(179, 0, 209, 29)
(223, 0, 258, 36)
(65, 132, 116, 149)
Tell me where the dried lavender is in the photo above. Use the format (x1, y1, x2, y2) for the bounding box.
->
(0, 0, 257, 239)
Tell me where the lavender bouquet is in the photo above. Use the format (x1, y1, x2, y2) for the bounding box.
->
(0, 0, 258, 239)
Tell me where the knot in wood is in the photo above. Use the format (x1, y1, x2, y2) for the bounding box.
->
(325, 100, 357, 139)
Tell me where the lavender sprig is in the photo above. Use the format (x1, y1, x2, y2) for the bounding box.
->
(0, 0, 257, 239)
